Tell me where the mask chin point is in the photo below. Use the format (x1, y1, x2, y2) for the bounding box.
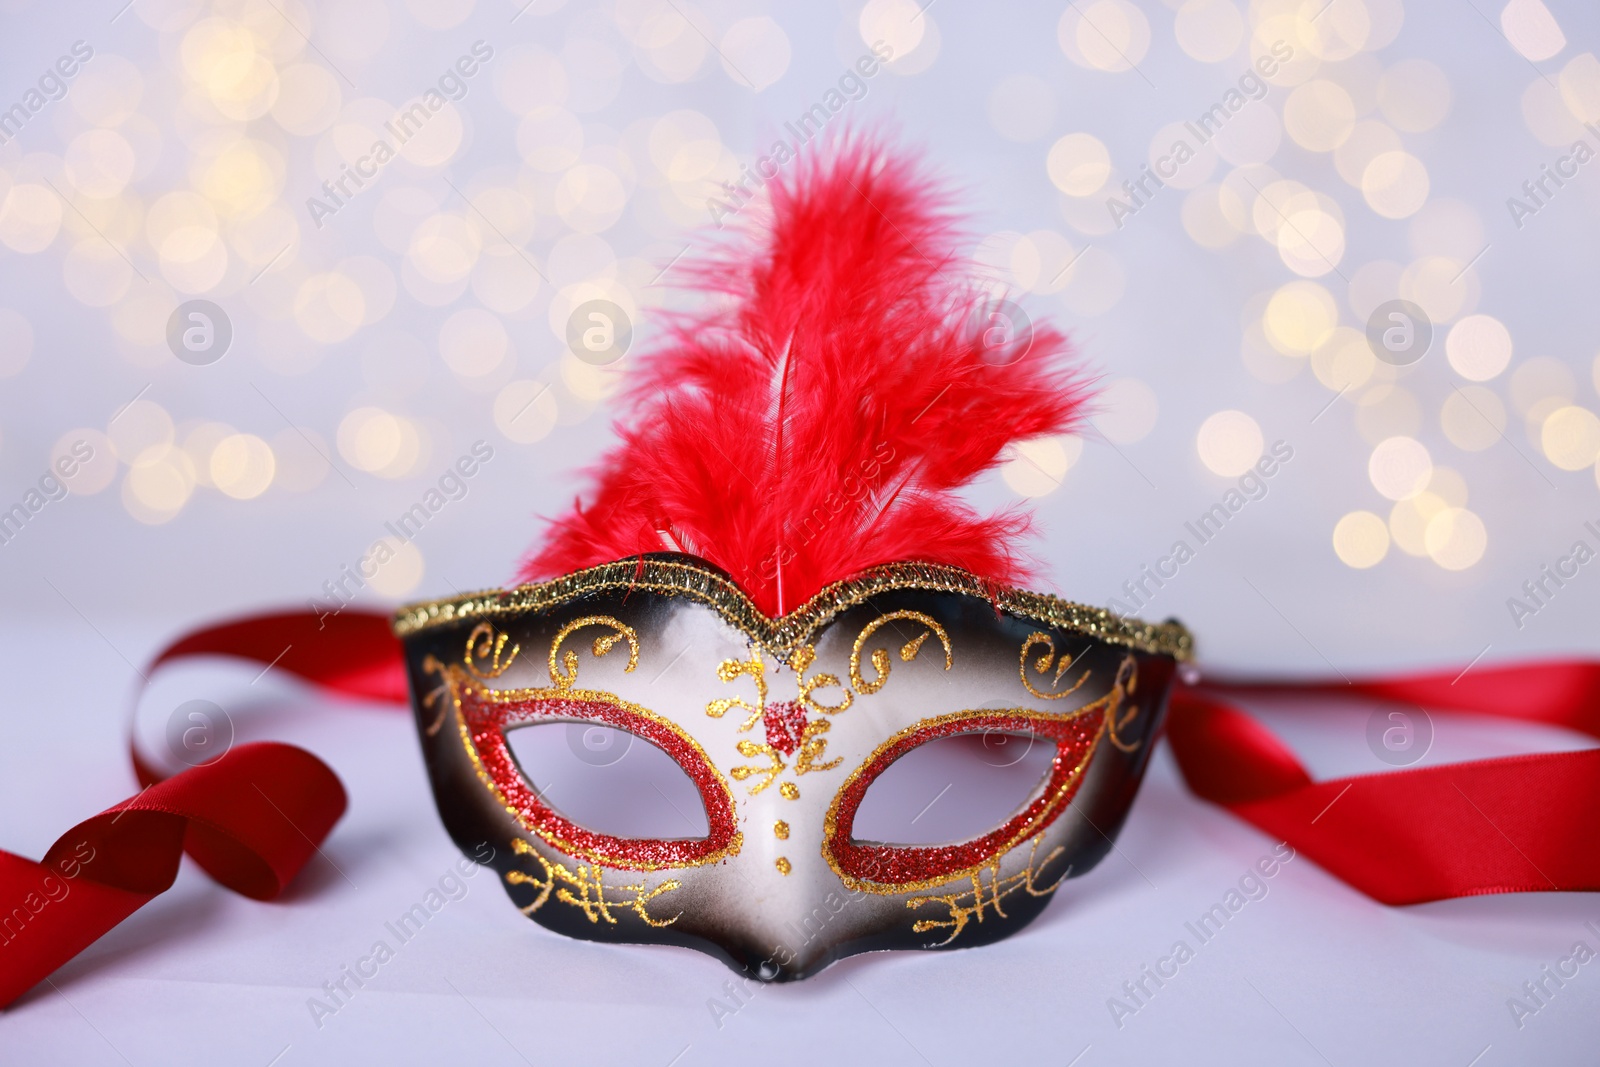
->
(716, 938, 826, 983)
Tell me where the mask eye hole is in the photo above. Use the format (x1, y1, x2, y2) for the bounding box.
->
(506, 723, 711, 840)
(456, 689, 740, 869)
(850, 732, 1055, 846)
(824, 707, 1107, 892)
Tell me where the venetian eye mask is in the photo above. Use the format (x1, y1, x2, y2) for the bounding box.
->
(395, 557, 1190, 979)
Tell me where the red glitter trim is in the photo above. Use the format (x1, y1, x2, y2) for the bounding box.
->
(762, 699, 808, 756)
(827, 709, 1105, 887)
(459, 691, 738, 870)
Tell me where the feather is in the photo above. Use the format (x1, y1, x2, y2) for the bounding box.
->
(519, 134, 1093, 616)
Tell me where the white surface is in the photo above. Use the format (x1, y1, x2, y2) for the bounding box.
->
(1, 628, 1597, 1066)
(2, 0, 1600, 1062)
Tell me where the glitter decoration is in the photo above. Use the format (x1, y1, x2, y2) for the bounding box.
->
(394, 557, 1194, 662)
(761, 699, 808, 756)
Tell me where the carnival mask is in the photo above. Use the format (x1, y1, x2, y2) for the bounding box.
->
(396, 557, 1189, 979)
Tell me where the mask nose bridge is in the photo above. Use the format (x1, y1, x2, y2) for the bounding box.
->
(739, 770, 808, 881)
(695, 694, 874, 972)
(720, 643, 824, 881)
(707, 774, 883, 981)
(680, 622, 922, 974)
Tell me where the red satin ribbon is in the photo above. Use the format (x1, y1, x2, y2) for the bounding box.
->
(0, 611, 403, 1009)
(2, 610, 1596, 1008)
(1170, 663, 1600, 904)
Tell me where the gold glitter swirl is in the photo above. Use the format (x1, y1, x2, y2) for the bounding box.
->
(464, 622, 520, 682)
(419, 654, 454, 736)
(793, 719, 842, 774)
(507, 840, 682, 927)
(392, 558, 1194, 663)
(1019, 632, 1091, 701)
(548, 616, 639, 690)
(905, 840, 1067, 946)
(706, 652, 768, 731)
(1104, 654, 1142, 754)
(849, 611, 953, 695)
(790, 644, 852, 715)
(731, 740, 786, 794)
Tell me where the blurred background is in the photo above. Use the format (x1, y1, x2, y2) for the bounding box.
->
(2, 0, 1599, 670)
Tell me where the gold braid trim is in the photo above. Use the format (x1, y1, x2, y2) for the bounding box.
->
(392, 558, 1194, 662)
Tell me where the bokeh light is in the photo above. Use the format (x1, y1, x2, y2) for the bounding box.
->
(366, 536, 426, 598)
(1445, 315, 1512, 381)
(1361, 150, 1429, 219)
(1262, 281, 1337, 355)
(338, 407, 405, 473)
(1311, 327, 1375, 392)
(210, 433, 276, 499)
(1541, 406, 1600, 470)
(1560, 53, 1600, 123)
(1333, 510, 1389, 569)
(1283, 81, 1356, 152)
(1174, 0, 1244, 64)
(718, 17, 791, 90)
(1196, 410, 1263, 476)
(1502, 0, 1566, 62)
(1424, 507, 1487, 570)
(1058, 0, 1151, 73)
(1002, 436, 1082, 497)
(0, 185, 63, 254)
(1368, 435, 1433, 500)
(860, 0, 926, 60)
(122, 448, 196, 525)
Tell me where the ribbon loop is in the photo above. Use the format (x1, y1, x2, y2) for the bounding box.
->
(1, 740, 346, 1008)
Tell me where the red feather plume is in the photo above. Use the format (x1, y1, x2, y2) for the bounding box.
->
(520, 136, 1092, 616)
